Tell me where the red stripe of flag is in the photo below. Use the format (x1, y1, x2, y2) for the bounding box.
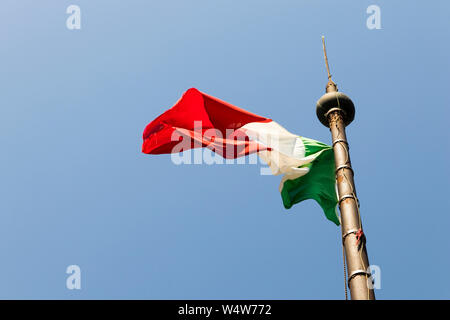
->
(142, 88, 271, 157)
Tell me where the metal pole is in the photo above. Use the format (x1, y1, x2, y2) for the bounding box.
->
(316, 37, 375, 300)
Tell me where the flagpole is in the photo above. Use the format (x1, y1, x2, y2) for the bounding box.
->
(316, 37, 375, 300)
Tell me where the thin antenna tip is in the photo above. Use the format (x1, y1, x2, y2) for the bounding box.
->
(321, 36, 334, 84)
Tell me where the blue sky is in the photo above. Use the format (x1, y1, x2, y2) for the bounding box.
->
(0, 0, 449, 299)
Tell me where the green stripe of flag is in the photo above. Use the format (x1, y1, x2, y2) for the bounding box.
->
(280, 137, 339, 225)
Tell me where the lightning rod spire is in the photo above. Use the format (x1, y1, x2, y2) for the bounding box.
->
(321, 36, 337, 92)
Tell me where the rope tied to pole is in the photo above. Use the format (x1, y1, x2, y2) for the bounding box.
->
(342, 244, 348, 300)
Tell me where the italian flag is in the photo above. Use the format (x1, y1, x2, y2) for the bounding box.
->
(142, 88, 339, 225)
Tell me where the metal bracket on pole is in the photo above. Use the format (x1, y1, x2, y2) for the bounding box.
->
(335, 164, 354, 176)
(324, 107, 346, 120)
(339, 194, 356, 205)
(347, 270, 372, 288)
(342, 228, 359, 243)
(332, 139, 349, 148)
(338, 193, 360, 209)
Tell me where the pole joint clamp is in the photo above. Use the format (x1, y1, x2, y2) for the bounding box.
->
(342, 228, 359, 243)
(325, 107, 346, 119)
(347, 269, 372, 288)
(339, 194, 355, 205)
(332, 139, 349, 148)
(335, 165, 354, 176)
(338, 194, 360, 208)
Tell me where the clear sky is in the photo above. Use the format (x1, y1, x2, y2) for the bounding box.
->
(0, 0, 449, 299)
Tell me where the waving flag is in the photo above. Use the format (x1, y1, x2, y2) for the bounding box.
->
(142, 88, 339, 225)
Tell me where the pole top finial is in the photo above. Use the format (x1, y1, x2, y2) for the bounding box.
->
(316, 36, 355, 127)
(321, 36, 338, 93)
